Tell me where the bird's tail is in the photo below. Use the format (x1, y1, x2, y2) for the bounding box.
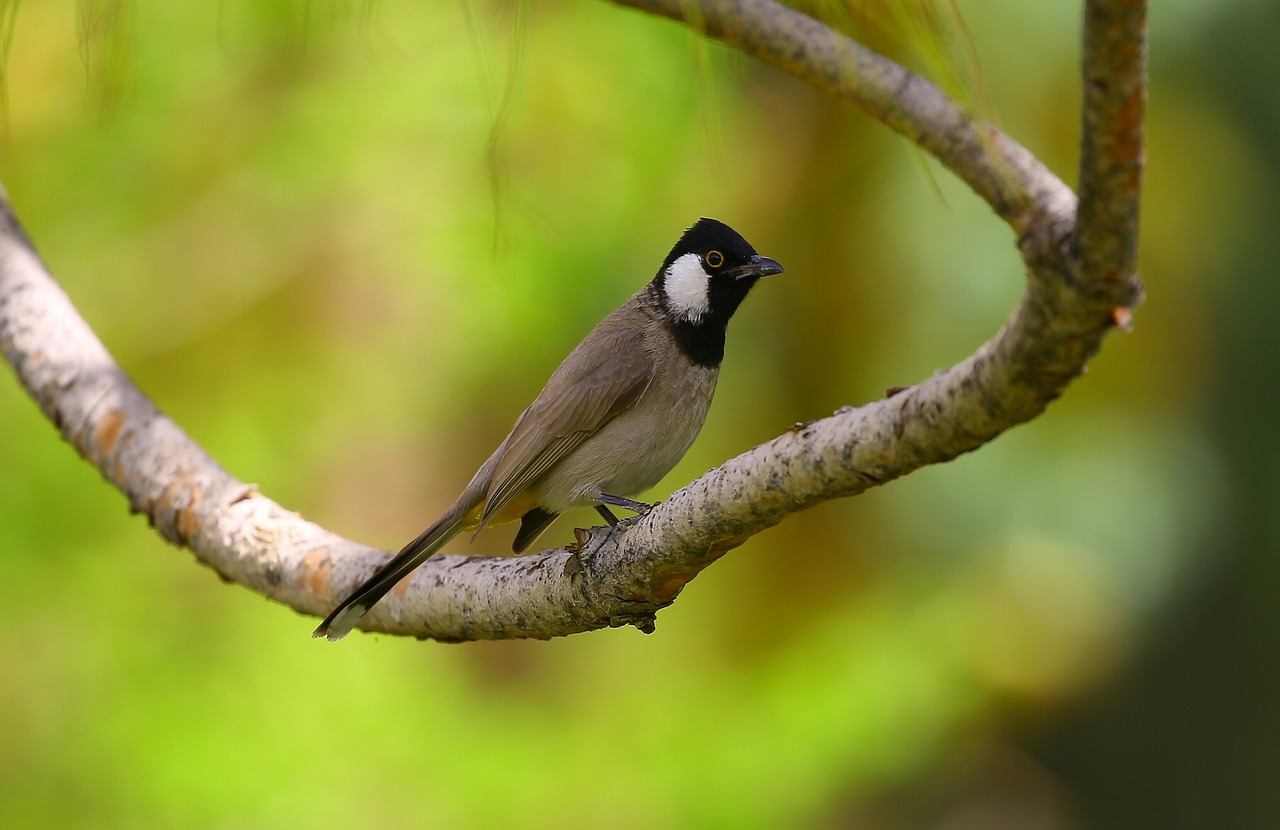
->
(312, 507, 469, 641)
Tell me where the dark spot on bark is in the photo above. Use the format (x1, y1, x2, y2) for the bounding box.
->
(853, 468, 883, 486)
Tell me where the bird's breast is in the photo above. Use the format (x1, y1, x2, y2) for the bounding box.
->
(531, 359, 720, 513)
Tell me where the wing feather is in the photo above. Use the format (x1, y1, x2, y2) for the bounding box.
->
(476, 315, 655, 530)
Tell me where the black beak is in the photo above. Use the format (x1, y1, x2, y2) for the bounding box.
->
(729, 254, 784, 280)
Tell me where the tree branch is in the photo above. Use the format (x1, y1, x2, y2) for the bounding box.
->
(1076, 0, 1146, 286)
(0, 0, 1145, 641)
(607, 0, 1077, 242)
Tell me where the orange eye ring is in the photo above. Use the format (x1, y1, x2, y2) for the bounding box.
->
(705, 250, 725, 268)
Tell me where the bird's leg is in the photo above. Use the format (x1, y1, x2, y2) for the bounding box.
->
(596, 493, 653, 515)
(582, 491, 653, 542)
(595, 493, 654, 543)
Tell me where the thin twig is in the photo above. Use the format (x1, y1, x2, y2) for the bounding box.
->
(1076, 0, 1146, 287)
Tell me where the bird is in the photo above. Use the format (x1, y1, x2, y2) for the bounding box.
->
(314, 218, 783, 640)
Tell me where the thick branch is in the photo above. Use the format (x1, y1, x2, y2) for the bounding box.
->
(0, 1, 1145, 641)
(0, 197, 678, 639)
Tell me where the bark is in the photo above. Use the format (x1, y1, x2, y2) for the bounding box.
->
(0, 0, 1145, 641)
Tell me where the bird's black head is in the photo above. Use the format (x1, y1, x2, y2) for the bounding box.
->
(654, 218, 783, 366)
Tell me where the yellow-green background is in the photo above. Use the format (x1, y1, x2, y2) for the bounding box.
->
(0, 1, 1272, 827)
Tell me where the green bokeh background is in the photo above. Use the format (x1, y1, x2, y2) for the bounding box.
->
(0, 1, 1274, 827)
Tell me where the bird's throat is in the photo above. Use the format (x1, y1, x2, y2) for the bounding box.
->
(666, 317, 728, 368)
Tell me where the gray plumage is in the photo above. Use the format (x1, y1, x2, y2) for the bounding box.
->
(315, 218, 781, 640)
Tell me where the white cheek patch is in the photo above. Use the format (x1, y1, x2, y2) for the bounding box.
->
(664, 252, 710, 322)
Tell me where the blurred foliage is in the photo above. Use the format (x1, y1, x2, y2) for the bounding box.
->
(0, 0, 1269, 827)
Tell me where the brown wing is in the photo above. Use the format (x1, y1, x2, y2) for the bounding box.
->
(476, 314, 655, 530)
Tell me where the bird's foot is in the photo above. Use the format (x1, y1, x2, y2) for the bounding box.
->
(586, 493, 655, 544)
(605, 505, 655, 543)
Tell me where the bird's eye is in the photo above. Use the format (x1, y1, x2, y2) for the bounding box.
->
(705, 250, 725, 268)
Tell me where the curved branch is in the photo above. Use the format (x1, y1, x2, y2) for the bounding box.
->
(608, 0, 1077, 243)
(0, 0, 1145, 641)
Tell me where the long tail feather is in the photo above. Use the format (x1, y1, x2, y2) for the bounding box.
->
(313, 514, 465, 641)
